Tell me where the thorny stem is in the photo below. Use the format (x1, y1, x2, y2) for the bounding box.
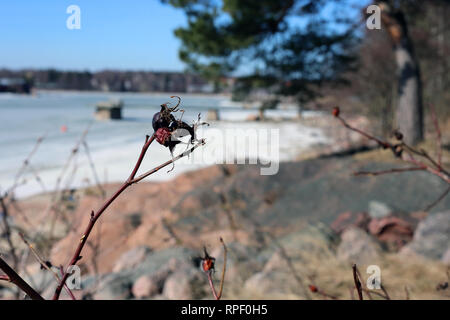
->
(52, 134, 155, 300)
(53, 135, 205, 300)
(0, 256, 44, 300)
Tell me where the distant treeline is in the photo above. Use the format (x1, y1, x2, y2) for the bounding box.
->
(0, 69, 222, 93)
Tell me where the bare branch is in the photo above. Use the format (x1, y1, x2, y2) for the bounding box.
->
(0, 256, 44, 300)
(352, 264, 363, 300)
(205, 237, 227, 300)
(19, 232, 76, 300)
(353, 166, 425, 176)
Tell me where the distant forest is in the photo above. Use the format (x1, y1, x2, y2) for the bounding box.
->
(0, 69, 222, 93)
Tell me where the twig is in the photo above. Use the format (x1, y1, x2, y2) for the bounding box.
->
(352, 264, 363, 300)
(423, 186, 450, 212)
(82, 140, 106, 198)
(217, 237, 227, 299)
(0, 256, 44, 300)
(333, 107, 449, 184)
(380, 284, 391, 300)
(6, 134, 46, 196)
(334, 110, 390, 149)
(130, 140, 205, 184)
(361, 288, 388, 299)
(353, 166, 425, 176)
(51, 134, 155, 300)
(53, 135, 205, 300)
(43, 124, 92, 230)
(19, 232, 75, 300)
(0, 196, 19, 270)
(205, 237, 227, 300)
(308, 284, 339, 300)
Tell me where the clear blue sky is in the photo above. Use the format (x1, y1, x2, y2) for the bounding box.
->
(0, 0, 186, 71)
(0, 1, 369, 72)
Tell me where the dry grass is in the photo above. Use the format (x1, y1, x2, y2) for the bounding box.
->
(223, 232, 449, 300)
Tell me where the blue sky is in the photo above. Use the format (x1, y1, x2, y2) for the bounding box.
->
(0, 1, 187, 71)
(0, 1, 369, 72)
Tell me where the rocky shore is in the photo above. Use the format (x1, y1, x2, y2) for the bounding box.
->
(1, 147, 449, 299)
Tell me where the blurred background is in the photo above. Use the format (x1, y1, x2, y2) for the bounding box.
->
(0, 0, 449, 300)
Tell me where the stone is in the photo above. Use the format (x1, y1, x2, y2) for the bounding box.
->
(112, 246, 152, 272)
(132, 275, 160, 299)
(163, 267, 205, 300)
(331, 211, 371, 234)
(337, 227, 381, 265)
(368, 216, 413, 249)
(82, 247, 196, 300)
(368, 201, 392, 219)
(400, 211, 450, 260)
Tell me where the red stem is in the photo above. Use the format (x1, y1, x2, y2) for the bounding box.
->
(53, 135, 205, 299)
(52, 135, 155, 300)
(0, 257, 44, 300)
(207, 272, 219, 300)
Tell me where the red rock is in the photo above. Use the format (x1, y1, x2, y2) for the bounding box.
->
(368, 216, 413, 249)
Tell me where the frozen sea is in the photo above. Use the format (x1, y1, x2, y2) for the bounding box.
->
(0, 91, 330, 198)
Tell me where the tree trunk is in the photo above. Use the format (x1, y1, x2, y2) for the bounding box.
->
(380, 3, 423, 145)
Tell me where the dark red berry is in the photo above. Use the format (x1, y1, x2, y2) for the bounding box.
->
(155, 127, 171, 145)
(308, 285, 318, 293)
(332, 106, 340, 117)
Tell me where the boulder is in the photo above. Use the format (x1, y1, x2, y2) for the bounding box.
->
(400, 211, 450, 260)
(162, 267, 205, 300)
(368, 216, 413, 249)
(82, 247, 196, 299)
(337, 227, 381, 265)
(112, 246, 152, 272)
(132, 274, 160, 299)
